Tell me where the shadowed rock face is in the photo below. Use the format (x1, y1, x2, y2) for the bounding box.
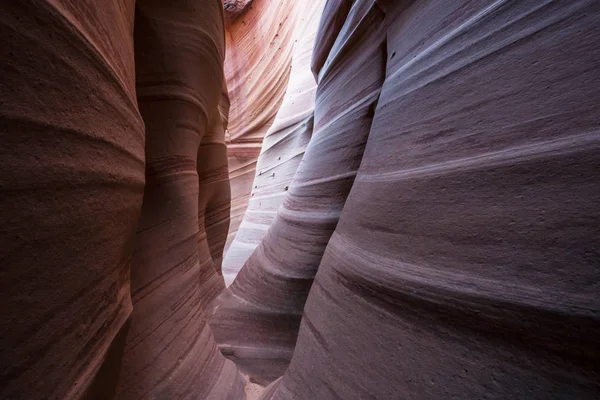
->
(0, 1, 143, 398)
(2, 0, 600, 398)
(117, 1, 243, 398)
(253, 0, 600, 398)
(0, 0, 243, 399)
(199, 85, 233, 277)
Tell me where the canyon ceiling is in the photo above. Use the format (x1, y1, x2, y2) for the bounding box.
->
(0, 0, 599, 399)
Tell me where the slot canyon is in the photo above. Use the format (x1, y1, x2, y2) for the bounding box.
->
(0, 0, 599, 399)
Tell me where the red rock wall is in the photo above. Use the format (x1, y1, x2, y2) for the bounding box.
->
(0, 0, 244, 398)
(211, 0, 386, 385)
(2, 0, 599, 398)
(222, 1, 326, 285)
(0, 1, 142, 398)
(224, 0, 301, 251)
(117, 1, 243, 398)
(261, 0, 600, 398)
(199, 85, 232, 276)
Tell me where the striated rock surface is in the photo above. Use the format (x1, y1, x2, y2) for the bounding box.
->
(117, 1, 243, 398)
(1, 0, 244, 399)
(262, 0, 600, 398)
(0, 1, 143, 398)
(2, 0, 600, 398)
(222, 0, 326, 286)
(199, 85, 232, 276)
(211, 0, 386, 384)
(224, 0, 304, 252)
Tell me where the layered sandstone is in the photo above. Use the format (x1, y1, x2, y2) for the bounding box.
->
(0, 1, 143, 397)
(1, 0, 600, 399)
(224, 0, 301, 251)
(211, 0, 386, 384)
(0, 1, 244, 399)
(117, 1, 243, 398)
(221, 0, 326, 286)
(259, 0, 600, 398)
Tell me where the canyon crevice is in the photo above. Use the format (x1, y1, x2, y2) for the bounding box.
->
(1, 0, 599, 399)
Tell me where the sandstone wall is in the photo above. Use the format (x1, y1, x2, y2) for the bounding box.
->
(260, 0, 600, 398)
(117, 1, 243, 398)
(212, 0, 386, 384)
(0, 1, 244, 398)
(222, 1, 326, 286)
(224, 0, 301, 251)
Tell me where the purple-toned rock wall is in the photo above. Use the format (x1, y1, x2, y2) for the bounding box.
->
(1, 0, 599, 398)
(259, 0, 600, 398)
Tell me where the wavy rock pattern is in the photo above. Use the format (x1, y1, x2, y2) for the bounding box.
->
(0, 0, 244, 399)
(263, 0, 600, 398)
(200, 85, 232, 276)
(0, 1, 143, 398)
(224, 0, 303, 252)
(222, 0, 326, 286)
(211, 0, 386, 385)
(117, 1, 243, 398)
(2, 0, 600, 398)
(224, 0, 254, 23)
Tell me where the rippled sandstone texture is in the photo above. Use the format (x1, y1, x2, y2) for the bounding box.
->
(117, 1, 243, 398)
(2, 0, 600, 399)
(0, 1, 143, 398)
(256, 0, 600, 398)
(0, 0, 243, 399)
(221, 0, 326, 285)
(212, 0, 386, 384)
(224, 0, 305, 252)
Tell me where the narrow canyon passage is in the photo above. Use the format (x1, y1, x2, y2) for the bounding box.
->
(0, 0, 599, 399)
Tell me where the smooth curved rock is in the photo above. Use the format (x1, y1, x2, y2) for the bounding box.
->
(200, 85, 232, 276)
(211, 0, 386, 385)
(3, 0, 600, 398)
(0, 0, 244, 398)
(264, 0, 600, 398)
(223, 0, 253, 24)
(222, 0, 326, 286)
(0, 1, 143, 398)
(224, 0, 303, 252)
(117, 1, 244, 398)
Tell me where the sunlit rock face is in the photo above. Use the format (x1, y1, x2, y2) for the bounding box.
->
(221, 1, 326, 286)
(0, 1, 243, 399)
(256, 0, 600, 399)
(224, 0, 304, 253)
(211, 0, 385, 385)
